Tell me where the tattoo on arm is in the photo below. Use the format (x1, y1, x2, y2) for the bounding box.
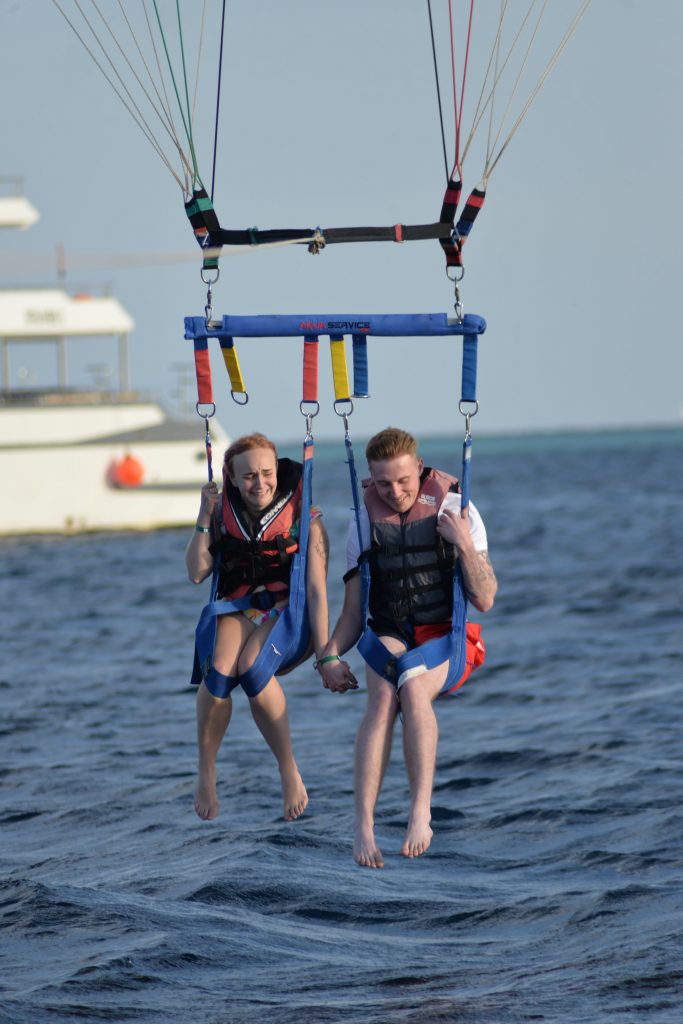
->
(313, 525, 329, 571)
(463, 550, 497, 600)
(477, 551, 496, 583)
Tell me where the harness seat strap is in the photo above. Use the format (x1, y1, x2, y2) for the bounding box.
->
(330, 336, 350, 401)
(193, 338, 214, 405)
(219, 337, 246, 394)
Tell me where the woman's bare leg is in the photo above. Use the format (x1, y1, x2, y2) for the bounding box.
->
(239, 619, 308, 820)
(194, 614, 253, 820)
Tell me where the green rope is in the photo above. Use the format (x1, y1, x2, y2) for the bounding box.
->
(151, 0, 204, 190)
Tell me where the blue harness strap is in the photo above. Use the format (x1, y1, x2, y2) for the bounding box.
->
(191, 438, 314, 699)
(356, 568, 468, 693)
(344, 321, 480, 697)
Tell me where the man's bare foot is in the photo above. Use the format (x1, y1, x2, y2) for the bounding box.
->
(354, 822, 385, 868)
(401, 811, 433, 858)
(194, 765, 219, 820)
(281, 764, 308, 821)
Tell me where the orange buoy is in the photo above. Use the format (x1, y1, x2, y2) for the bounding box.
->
(108, 454, 145, 488)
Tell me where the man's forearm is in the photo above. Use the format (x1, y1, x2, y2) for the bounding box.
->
(459, 548, 498, 612)
(325, 575, 363, 655)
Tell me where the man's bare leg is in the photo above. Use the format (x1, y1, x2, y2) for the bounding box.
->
(397, 667, 448, 857)
(194, 614, 252, 820)
(353, 666, 400, 867)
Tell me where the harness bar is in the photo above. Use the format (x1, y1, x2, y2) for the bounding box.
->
(185, 312, 485, 340)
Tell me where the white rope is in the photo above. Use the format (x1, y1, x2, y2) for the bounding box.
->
(0, 237, 326, 276)
(460, 0, 538, 169)
(483, 0, 549, 179)
(486, 0, 593, 178)
(114, 0, 186, 157)
(192, 0, 209, 130)
(140, 0, 195, 193)
(51, 0, 186, 190)
(485, 0, 506, 171)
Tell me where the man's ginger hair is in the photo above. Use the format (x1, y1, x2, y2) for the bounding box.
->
(365, 427, 418, 464)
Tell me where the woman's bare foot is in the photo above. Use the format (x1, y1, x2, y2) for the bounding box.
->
(280, 764, 308, 821)
(194, 764, 219, 820)
(401, 811, 433, 858)
(354, 822, 385, 868)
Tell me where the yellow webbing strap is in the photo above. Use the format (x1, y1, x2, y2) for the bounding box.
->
(329, 336, 350, 402)
(219, 338, 246, 395)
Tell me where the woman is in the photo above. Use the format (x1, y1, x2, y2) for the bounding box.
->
(186, 433, 328, 823)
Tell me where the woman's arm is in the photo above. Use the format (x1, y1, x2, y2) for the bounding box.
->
(185, 481, 219, 584)
(305, 517, 330, 660)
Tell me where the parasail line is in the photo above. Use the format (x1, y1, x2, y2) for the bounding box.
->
(486, 0, 593, 179)
(426, 0, 450, 184)
(211, 0, 228, 203)
(51, 0, 187, 190)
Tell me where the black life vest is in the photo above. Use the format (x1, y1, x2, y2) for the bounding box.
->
(362, 466, 459, 632)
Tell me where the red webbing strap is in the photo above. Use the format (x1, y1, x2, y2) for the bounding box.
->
(193, 338, 214, 405)
(302, 335, 319, 403)
(439, 177, 462, 268)
(452, 187, 486, 267)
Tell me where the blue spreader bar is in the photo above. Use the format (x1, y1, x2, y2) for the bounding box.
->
(185, 312, 486, 341)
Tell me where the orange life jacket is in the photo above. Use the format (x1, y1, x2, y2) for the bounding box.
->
(211, 458, 302, 601)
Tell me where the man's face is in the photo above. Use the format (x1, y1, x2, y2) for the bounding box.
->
(368, 453, 423, 514)
(229, 447, 277, 515)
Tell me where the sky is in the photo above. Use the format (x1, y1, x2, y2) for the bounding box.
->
(2, 0, 682, 444)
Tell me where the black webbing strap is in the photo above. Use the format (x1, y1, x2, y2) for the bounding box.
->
(208, 221, 454, 249)
(438, 177, 463, 268)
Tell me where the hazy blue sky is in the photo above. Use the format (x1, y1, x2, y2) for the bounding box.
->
(2, 1, 682, 443)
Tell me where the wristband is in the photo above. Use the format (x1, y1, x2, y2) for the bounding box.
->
(314, 654, 341, 671)
(195, 524, 210, 534)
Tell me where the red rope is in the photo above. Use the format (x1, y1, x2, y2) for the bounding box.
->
(449, 0, 476, 181)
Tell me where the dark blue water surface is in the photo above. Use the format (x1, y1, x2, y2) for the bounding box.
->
(1, 428, 682, 1023)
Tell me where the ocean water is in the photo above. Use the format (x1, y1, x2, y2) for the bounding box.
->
(1, 427, 682, 1023)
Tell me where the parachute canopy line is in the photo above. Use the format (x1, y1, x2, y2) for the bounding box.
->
(54, 1, 592, 271)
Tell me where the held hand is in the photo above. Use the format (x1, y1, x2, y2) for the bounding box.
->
(199, 481, 219, 517)
(436, 504, 473, 552)
(319, 658, 359, 693)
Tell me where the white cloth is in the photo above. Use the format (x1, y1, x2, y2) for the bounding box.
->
(345, 491, 488, 571)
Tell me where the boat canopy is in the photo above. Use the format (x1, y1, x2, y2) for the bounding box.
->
(0, 290, 134, 338)
(0, 289, 135, 392)
(0, 196, 40, 230)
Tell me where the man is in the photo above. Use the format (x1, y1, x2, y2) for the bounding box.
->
(317, 427, 497, 868)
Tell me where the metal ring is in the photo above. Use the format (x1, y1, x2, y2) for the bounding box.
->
(300, 399, 320, 418)
(196, 401, 216, 418)
(458, 399, 479, 417)
(446, 265, 465, 283)
(334, 398, 354, 417)
(201, 267, 220, 286)
(231, 390, 249, 406)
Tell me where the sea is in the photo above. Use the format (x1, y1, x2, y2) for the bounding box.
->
(1, 427, 682, 1024)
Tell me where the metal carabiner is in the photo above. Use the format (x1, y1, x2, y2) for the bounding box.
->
(300, 400, 320, 440)
(201, 267, 220, 324)
(458, 398, 478, 440)
(446, 264, 465, 321)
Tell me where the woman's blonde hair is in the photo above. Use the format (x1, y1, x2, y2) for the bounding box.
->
(224, 433, 277, 477)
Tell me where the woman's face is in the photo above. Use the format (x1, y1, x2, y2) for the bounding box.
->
(228, 447, 278, 516)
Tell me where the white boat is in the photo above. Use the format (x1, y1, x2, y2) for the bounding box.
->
(0, 192, 228, 535)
